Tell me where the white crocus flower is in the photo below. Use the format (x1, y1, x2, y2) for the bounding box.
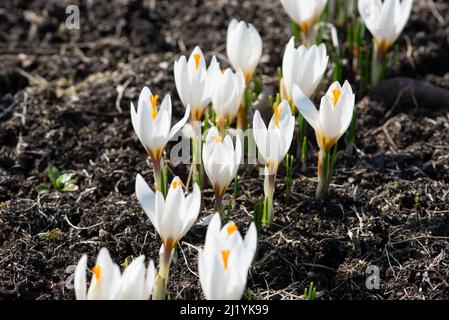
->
(174, 46, 212, 121)
(135, 174, 201, 300)
(293, 81, 355, 199)
(136, 174, 200, 251)
(131, 86, 190, 162)
(252, 100, 295, 225)
(131, 86, 190, 191)
(358, 0, 412, 54)
(74, 247, 155, 300)
(202, 126, 242, 214)
(208, 59, 245, 132)
(293, 81, 355, 151)
(281, 37, 329, 106)
(227, 19, 263, 85)
(280, 0, 328, 38)
(198, 213, 257, 300)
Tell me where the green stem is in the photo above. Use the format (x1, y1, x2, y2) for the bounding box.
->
(371, 44, 383, 86)
(152, 158, 162, 192)
(215, 192, 224, 218)
(297, 114, 307, 171)
(262, 171, 276, 226)
(191, 120, 203, 189)
(316, 149, 330, 200)
(152, 244, 174, 300)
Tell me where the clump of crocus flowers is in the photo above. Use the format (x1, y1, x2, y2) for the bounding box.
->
(71, 0, 415, 300)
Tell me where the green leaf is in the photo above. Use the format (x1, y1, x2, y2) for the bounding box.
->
(233, 174, 239, 198)
(56, 173, 76, 189)
(253, 199, 263, 233)
(253, 76, 262, 96)
(290, 21, 300, 42)
(47, 165, 61, 187)
(36, 183, 51, 194)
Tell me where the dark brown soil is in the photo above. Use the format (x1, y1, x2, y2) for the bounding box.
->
(1, 0, 449, 300)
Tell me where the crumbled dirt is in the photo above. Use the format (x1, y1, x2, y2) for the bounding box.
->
(1, 0, 449, 300)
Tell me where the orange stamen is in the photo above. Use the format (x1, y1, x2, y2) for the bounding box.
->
(274, 103, 283, 127)
(171, 179, 182, 189)
(221, 250, 230, 270)
(193, 53, 201, 70)
(226, 223, 238, 236)
(332, 89, 341, 107)
(92, 265, 101, 280)
(150, 94, 159, 120)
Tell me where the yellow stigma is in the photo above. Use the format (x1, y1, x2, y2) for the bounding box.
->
(221, 69, 225, 75)
(332, 89, 341, 108)
(213, 135, 223, 144)
(171, 178, 182, 189)
(226, 223, 238, 236)
(150, 94, 159, 120)
(221, 250, 230, 270)
(92, 265, 101, 280)
(193, 53, 201, 70)
(273, 103, 283, 127)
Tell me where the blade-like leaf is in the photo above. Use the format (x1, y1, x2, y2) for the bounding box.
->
(47, 165, 61, 187)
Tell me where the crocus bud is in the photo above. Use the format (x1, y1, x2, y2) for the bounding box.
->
(227, 19, 263, 85)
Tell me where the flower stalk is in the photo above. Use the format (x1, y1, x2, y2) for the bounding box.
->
(191, 119, 203, 189)
(297, 114, 308, 172)
(215, 192, 224, 217)
(316, 148, 331, 200)
(371, 43, 384, 86)
(152, 244, 174, 300)
(262, 171, 276, 226)
(151, 157, 164, 195)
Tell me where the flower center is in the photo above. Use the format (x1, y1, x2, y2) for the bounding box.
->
(221, 250, 230, 270)
(332, 89, 341, 108)
(171, 178, 182, 189)
(193, 53, 201, 70)
(92, 265, 101, 280)
(299, 21, 310, 34)
(226, 223, 238, 236)
(274, 103, 283, 127)
(149, 94, 159, 120)
(213, 135, 223, 144)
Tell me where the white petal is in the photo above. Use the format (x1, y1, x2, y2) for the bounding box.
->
(169, 104, 190, 140)
(292, 85, 319, 132)
(252, 111, 268, 161)
(144, 259, 156, 300)
(135, 174, 157, 230)
(74, 254, 87, 300)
